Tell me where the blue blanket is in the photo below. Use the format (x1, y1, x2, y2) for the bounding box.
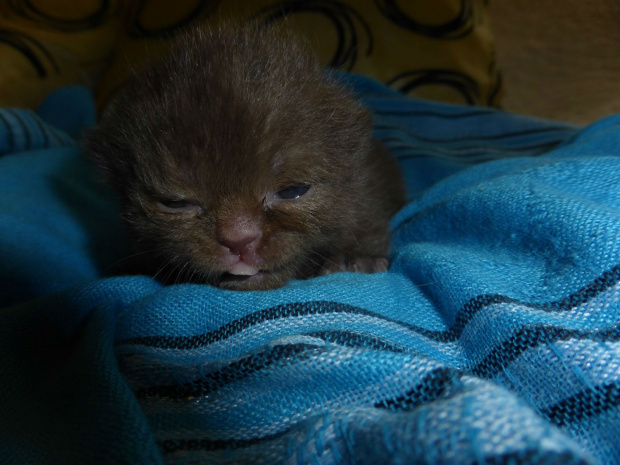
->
(1, 76, 619, 464)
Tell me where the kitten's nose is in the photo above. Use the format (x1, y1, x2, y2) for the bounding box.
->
(218, 210, 262, 256)
(219, 234, 260, 256)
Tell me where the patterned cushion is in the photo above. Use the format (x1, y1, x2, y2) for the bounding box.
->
(0, 0, 502, 110)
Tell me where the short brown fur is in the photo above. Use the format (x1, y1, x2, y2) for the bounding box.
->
(84, 22, 406, 290)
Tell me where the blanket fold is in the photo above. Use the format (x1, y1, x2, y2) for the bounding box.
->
(1, 77, 618, 464)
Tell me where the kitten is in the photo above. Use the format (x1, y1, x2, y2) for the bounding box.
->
(84, 22, 406, 290)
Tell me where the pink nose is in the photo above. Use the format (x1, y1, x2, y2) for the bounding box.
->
(217, 209, 262, 256)
(218, 234, 260, 256)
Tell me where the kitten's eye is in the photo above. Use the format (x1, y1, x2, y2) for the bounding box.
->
(158, 199, 203, 213)
(274, 185, 310, 200)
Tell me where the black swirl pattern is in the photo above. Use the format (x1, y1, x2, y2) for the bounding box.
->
(252, 0, 372, 71)
(374, 0, 477, 40)
(8, 0, 113, 31)
(0, 29, 58, 78)
(387, 69, 480, 105)
(126, 0, 220, 39)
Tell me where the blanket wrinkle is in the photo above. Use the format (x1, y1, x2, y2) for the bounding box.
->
(1, 77, 618, 464)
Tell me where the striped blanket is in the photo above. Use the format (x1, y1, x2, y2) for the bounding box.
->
(1, 76, 619, 464)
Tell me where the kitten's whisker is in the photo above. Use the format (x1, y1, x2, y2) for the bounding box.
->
(104, 247, 165, 272)
(182, 263, 194, 284)
(305, 255, 330, 274)
(164, 259, 185, 285)
(313, 251, 347, 273)
(152, 256, 177, 282)
(175, 262, 190, 285)
(186, 267, 197, 284)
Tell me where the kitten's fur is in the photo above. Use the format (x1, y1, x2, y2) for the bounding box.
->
(85, 23, 406, 290)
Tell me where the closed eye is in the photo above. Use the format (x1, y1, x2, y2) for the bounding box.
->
(274, 185, 310, 200)
(158, 199, 203, 213)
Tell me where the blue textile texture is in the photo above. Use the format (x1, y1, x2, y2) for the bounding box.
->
(1, 76, 619, 465)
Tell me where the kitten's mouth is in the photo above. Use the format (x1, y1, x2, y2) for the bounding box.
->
(220, 262, 269, 284)
(221, 271, 265, 282)
(219, 270, 271, 287)
(228, 262, 260, 276)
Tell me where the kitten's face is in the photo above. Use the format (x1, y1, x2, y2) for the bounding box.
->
(86, 24, 373, 290)
(120, 140, 352, 290)
(88, 82, 371, 291)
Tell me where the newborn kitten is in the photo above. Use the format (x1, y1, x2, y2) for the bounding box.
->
(85, 23, 406, 291)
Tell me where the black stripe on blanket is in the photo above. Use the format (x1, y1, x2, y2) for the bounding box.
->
(122, 301, 438, 349)
(541, 382, 620, 427)
(372, 108, 500, 119)
(479, 451, 589, 465)
(134, 343, 322, 400)
(307, 330, 408, 352)
(27, 109, 49, 147)
(383, 139, 561, 154)
(120, 264, 620, 350)
(6, 109, 30, 151)
(132, 322, 618, 401)
(383, 141, 561, 162)
(158, 429, 291, 454)
(374, 124, 572, 144)
(136, 340, 458, 404)
(0, 111, 14, 153)
(471, 323, 620, 378)
(374, 367, 463, 411)
(159, 435, 588, 463)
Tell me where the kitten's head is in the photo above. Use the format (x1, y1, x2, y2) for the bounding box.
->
(85, 23, 374, 290)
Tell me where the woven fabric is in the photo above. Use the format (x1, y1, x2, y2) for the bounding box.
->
(1, 77, 619, 465)
(0, 108, 73, 155)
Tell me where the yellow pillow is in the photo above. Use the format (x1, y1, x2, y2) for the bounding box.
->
(0, 0, 502, 110)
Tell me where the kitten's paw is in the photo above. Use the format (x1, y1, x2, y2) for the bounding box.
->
(321, 256, 389, 275)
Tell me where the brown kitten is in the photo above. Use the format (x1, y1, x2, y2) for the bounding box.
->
(84, 22, 406, 291)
